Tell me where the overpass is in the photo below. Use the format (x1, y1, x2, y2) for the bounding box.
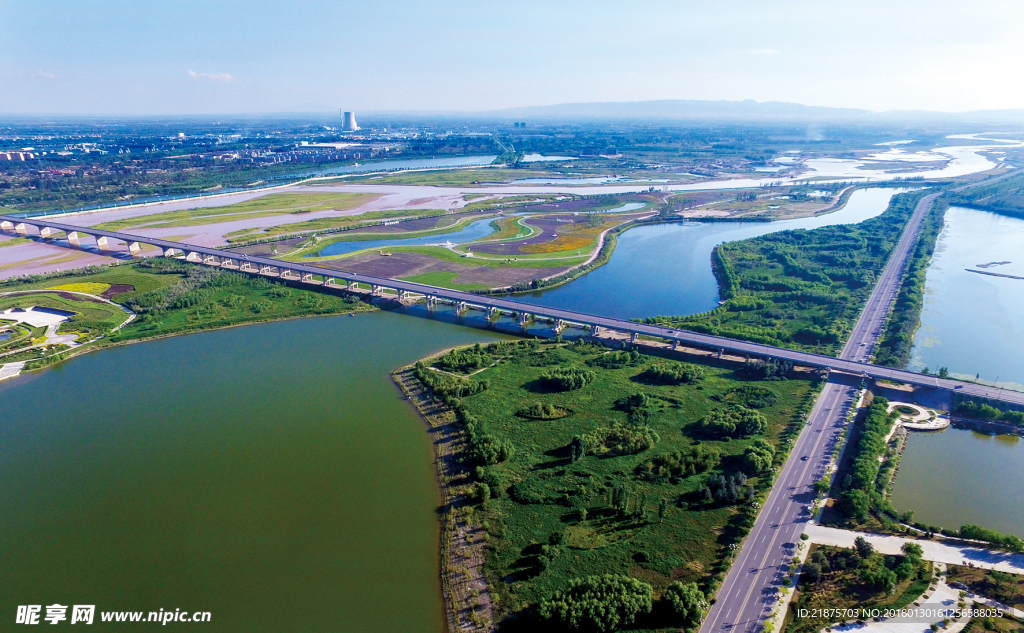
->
(2, 212, 1022, 408)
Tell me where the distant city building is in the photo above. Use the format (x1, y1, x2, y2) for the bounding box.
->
(341, 111, 359, 132)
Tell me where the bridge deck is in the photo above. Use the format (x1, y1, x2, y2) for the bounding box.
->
(3, 213, 1022, 407)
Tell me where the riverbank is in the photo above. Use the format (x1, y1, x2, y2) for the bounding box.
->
(393, 352, 496, 633)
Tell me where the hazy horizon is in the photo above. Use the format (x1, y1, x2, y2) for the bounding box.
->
(4, 1, 1024, 116)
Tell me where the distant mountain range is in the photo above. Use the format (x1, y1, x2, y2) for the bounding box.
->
(389, 99, 1024, 123)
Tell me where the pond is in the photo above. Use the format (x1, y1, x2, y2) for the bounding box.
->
(891, 427, 1024, 538)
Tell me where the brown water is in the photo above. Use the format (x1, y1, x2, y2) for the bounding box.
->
(0, 311, 508, 631)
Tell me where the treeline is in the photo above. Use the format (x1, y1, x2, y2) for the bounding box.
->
(953, 401, 1024, 426)
(874, 200, 948, 367)
(947, 170, 1024, 219)
(840, 397, 898, 522)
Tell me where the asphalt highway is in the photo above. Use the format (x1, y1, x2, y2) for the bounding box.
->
(700, 173, 1020, 633)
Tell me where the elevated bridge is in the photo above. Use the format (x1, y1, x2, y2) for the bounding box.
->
(3, 213, 1022, 408)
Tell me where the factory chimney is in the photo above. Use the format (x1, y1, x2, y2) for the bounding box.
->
(341, 111, 359, 132)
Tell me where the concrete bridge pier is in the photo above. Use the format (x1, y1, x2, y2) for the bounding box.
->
(324, 277, 335, 287)
(456, 301, 468, 313)
(425, 295, 437, 309)
(66, 231, 86, 248)
(371, 284, 382, 295)
(672, 340, 679, 351)
(0, 220, 13, 233)
(630, 332, 639, 344)
(163, 247, 181, 258)
(186, 251, 202, 263)
(96, 236, 112, 251)
(128, 241, 142, 257)
(517, 312, 531, 328)
(39, 226, 60, 238)
(717, 348, 724, 359)
(15, 223, 29, 236)
(554, 319, 565, 333)
(301, 272, 314, 283)
(487, 306, 499, 320)
(591, 325, 601, 336)
(398, 289, 408, 301)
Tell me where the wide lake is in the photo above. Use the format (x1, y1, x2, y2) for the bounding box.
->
(0, 312, 507, 632)
(891, 428, 1024, 537)
(908, 206, 1024, 390)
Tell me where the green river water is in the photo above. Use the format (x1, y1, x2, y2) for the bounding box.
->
(0, 312, 507, 631)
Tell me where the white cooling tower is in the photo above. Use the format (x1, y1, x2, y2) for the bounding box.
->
(341, 111, 358, 131)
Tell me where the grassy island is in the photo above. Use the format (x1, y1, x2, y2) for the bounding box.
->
(645, 189, 931, 357)
(404, 339, 820, 632)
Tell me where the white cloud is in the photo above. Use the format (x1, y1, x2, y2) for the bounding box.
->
(746, 49, 779, 56)
(188, 70, 233, 82)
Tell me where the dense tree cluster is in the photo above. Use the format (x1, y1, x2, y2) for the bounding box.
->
(414, 362, 489, 399)
(540, 367, 596, 391)
(700, 405, 768, 439)
(433, 343, 491, 373)
(538, 574, 653, 632)
(639, 444, 721, 481)
(663, 581, 708, 629)
(699, 473, 753, 505)
(580, 421, 659, 456)
(741, 439, 776, 474)
(640, 361, 705, 385)
(741, 358, 793, 380)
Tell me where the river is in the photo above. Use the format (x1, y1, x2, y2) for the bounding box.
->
(908, 206, 1024, 391)
(0, 312, 508, 632)
(507, 187, 914, 319)
(891, 428, 1024, 538)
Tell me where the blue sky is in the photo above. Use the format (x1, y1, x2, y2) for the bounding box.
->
(2, 0, 1024, 115)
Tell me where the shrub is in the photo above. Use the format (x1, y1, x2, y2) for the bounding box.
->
(742, 439, 776, 474)
(587, 349, 643, 369)
(517, 402, 570, 420)
(434, 344, 491, 374)
(582, 421, 659, 456)
(700, 405, 768, 439)
(699, 473, 752, 505)
(538, 574, 653, 632)
(663, 581, 708, 627)
(640, 361, 705, 385)
(540, 367, 595, 391)
(639, 444, 720, 481)
(730, 385, 780, 409)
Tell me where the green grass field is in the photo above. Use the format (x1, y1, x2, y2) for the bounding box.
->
(399, 271, 490, 291)
(0, 260, 376, 367)
(416, 340, 816, 629)
(0, 291, 129, 339)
